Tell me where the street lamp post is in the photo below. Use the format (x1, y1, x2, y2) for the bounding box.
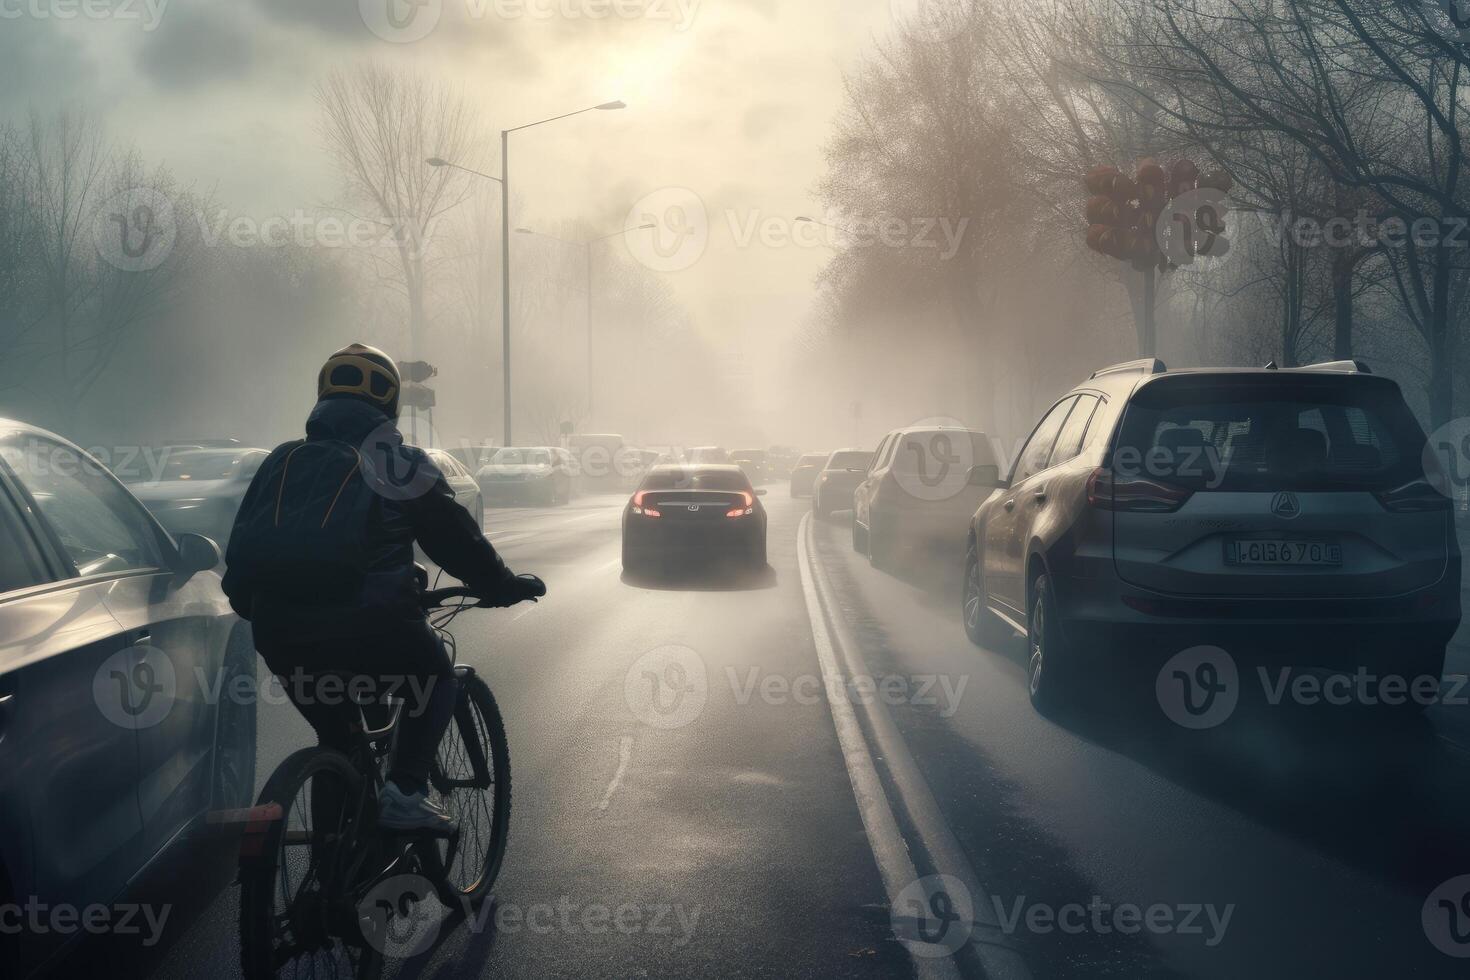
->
(429, 99, 624, 447)
(516, 222, 654, 428)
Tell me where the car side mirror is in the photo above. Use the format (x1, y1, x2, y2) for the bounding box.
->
(967, 464, 1002, 488)
(754, 488, 767, 496)
(174, 532, 221, 577)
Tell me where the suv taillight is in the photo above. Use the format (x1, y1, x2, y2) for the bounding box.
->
(1087, 466, 1193, 512)
(1375, 479, 1451, 513)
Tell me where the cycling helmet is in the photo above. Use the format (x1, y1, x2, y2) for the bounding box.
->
(317, 343, 401, 418)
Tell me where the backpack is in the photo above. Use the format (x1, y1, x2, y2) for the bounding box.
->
(226, 439, 379, 599)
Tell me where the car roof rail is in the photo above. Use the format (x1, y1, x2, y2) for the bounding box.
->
(1089, 357, 1167, 380)
(1295, 358, 1372, 374)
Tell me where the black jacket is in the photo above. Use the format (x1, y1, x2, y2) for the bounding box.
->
(222, 397, 515, 647)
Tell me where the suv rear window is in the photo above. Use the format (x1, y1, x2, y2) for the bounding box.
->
(1115, 378, 1425, 492)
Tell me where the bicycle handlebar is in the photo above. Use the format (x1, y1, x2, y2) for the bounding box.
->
(422, 573, 545, 610)
(422, 586, 480, 608)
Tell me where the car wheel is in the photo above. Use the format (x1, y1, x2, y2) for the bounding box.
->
(962, 543, 1004, 647)
(814, 493, 829, 519)
(851, 517, 866, 553)
(211, 627, 258, 812)
(1026, 572, 1076, 715)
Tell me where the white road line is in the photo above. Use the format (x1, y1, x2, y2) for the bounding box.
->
(800, 513, 1033, 980)
(595, 734, 635, 812)
(797, 514, 960, 980)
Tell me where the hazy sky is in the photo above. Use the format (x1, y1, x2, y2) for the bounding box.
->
(6, 0, 921, 410)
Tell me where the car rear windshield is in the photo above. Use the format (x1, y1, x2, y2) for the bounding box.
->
(640, 468, 752, 491)
(827, 451, 873, 470)
(1115, 378, 1426, 492)
(797, 454, 826, 466)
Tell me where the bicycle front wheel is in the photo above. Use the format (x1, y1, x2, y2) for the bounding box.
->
(429, 669, 512, 905)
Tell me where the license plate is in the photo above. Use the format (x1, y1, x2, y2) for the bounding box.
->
(1224, 539, 1342, 566)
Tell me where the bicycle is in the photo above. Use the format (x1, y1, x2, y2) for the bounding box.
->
(238, 580, 532, 980)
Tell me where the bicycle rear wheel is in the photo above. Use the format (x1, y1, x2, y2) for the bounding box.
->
(240, 747, 383, 980)
(429, 669, 512, 905)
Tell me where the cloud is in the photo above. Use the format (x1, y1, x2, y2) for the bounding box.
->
(0, 20, 96, 110)
(251, 0, 374, 38)
(138, 6, 255, 86)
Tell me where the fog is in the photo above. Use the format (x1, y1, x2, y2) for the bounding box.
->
(1, 0, 1466, 467)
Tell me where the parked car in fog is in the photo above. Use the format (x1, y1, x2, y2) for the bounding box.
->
(125, 448, 269, 548)
(852, 426, 998, 568)
(426, 448, 485, 526)
(962, 358, 1462, 715)
(476, 446, 574, 506)
(0, 420, 256, 978)
(731, 449, 770, 485)
(812, 449, 874, 519)
(789, 453, 828, 498)
(622, 464, 768, 573)
(444, 443, 498, 474)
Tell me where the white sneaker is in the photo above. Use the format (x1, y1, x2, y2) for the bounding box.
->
(378, 781, 456, 834)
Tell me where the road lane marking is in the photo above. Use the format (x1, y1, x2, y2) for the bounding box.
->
(796, 514, 961, 980)
(798, 513, 1032, 980)
(596, 734, 635, 812)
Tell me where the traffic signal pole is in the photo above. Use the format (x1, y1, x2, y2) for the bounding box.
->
(1083, 159, 1230, 358)
(1143, 265, 1157, 356)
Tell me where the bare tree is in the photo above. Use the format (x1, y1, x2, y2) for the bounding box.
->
(316, 65, 477, 357)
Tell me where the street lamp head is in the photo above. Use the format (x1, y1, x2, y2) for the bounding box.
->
(515, 227, 534, 235)
(794, 216, 814, 223)
(426, 157, 449, 167)
(596, 101, 627, 111)
(637, 222, 656, 230)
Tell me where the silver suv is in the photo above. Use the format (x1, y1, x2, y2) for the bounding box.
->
(962, 358, 1462, 713)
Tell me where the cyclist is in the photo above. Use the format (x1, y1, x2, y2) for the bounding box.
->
(222, 343, 544, 832)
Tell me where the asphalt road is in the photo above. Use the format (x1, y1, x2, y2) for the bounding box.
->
(139, 492, 1470, 979)
(149, 493, 908, 980)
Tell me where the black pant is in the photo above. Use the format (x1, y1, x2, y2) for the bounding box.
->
(258, 619, 457, 791)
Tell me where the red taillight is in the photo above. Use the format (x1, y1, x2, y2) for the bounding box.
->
(726, 490, 754, 518)
(631, 491, 661, 517)
(1375, 480, 1451, 513)
(1087, 466, 1192, 512)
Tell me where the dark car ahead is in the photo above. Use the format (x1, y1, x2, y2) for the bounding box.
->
(0, 420, 256, 978)
(730, 449, 770, 485)
(622, 464, 768, 572)
(789, 452, 828, 498)
(962, 358, 1462, 714)
(125, 447, 268, 548)
(812, 449, 874, 519)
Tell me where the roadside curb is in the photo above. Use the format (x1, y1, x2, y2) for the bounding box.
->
(798, 513, 1032, 980)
